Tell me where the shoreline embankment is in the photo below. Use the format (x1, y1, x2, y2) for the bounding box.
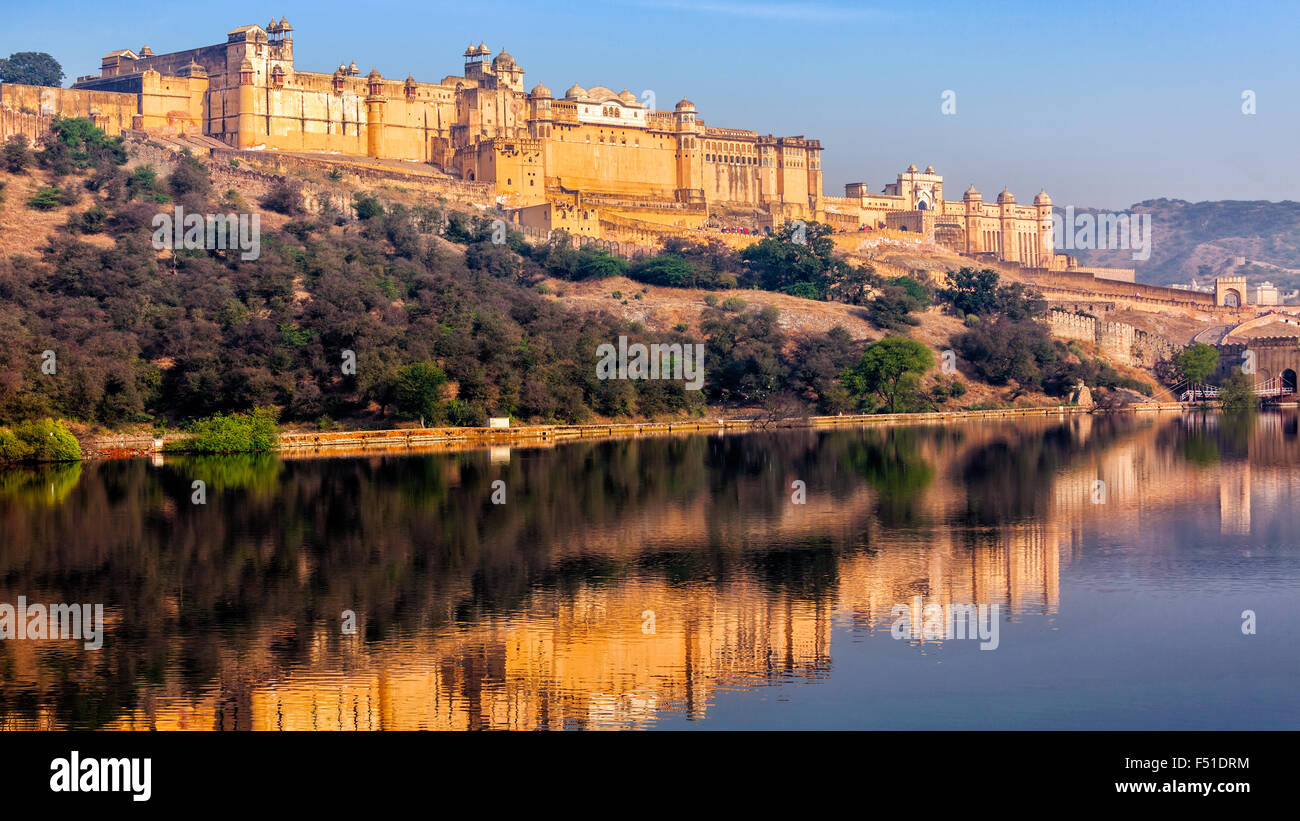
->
(75, 401, 1217, 461)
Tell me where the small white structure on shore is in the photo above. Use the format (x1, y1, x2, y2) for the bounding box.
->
(488, 417, 510, 429)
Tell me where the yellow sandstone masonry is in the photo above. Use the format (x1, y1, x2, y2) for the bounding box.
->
(1, 15, 1065, 263)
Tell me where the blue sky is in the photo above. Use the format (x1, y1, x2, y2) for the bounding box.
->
(5, 0, 1297, 208)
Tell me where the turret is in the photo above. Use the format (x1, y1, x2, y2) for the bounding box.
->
(674, 99, 701, 192)
(237, 58, 257, 148)
(1034, 189, 1053, 263)
(530, 83, 553, 139)
(365, 68, 386, 158)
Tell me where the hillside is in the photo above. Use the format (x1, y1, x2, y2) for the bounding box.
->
(1065, 199, 1300, 291)
(0, 126, 1165, 436)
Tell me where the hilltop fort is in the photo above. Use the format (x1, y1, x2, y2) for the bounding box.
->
(2, 16, 1088, 271)
(4, 14, 1294, 363)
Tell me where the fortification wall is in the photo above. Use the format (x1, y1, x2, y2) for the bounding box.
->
(128, 137, 493, 216)
(0, 108, 52, 143)
(206, 146, 495, 202)
(0, 83, 138, 138)
(1048, 308, 1180, 367)
(1022, 267, 1215, 307)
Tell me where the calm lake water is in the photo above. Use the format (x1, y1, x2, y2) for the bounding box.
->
(1, 412, 1297, 730)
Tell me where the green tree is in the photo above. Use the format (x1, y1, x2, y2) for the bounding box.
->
(0, 52, 64, 87)
(844, 336, 935, 413)
(740, 220, 856, 300)
(574, 249, 628, 280)
(1173, 343, 1219, 386)
(395, 362, 448, 427)
(936, 267, 1001, 316)
(937, 267, 1044, 320)
(1219, 369, 1257, 411)
(629, 253, 703, 288)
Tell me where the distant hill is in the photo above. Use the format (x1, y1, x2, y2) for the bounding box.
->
(1063, 199, 1300, 293)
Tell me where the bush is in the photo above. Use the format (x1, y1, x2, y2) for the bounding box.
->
(865, 283, 924, 331)
(260, 179, 304, 216)
(1219, 370, 1257, 411)
(167, 152, 211, 198)
(574, 249, 628, 280)
(126, 165, 169, 202)
(353, 193, 384, 220)
(173, 408, 280, 453)
(25, 185, 79, 210)
(0, 419, 82, 462)
(446, 399, 488, 427)
(67, 205, 108, 234)
(3, 135, 31, 173)
(628, 252, 730, 289)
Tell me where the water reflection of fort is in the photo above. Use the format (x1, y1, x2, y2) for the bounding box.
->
(2, 413, 1296, 730)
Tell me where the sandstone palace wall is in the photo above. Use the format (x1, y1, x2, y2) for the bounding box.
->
(36, 16, 1116, 277)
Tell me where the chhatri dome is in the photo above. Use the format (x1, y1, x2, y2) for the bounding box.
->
(492, 49, 518, 70)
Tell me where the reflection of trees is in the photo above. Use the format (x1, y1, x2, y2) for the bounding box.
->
(167, 454, 282, 493)
(954, 418, 1128, 527)
(843, 429, 935, 527)
(0, 463, 82, 506)
(1219, 410, 1257, 456)
(1156, 411, 1270, 466)
(1180, 430, 1220, 466)
(8, 412, 1254, 729)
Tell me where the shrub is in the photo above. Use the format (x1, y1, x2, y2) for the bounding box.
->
(126, 165, 169, 202)
(167, 152, 211, 198)
(865, 283, 924, 331)
(1219, 370, 1257, 411)
(3, 135, 31, 173)
(67, 205, 108, 234)
(173, 408, 280, 453)
(783, 281, 822, 300)
(260, 179, 304, 216)
(574, 249, 628, 280)
(446, 399, 488, 427)
(353, 193, 384, 220)
(27, 186, 66, 211)
(0, 419, 82, 462)
(937, 267, 1045, 320)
